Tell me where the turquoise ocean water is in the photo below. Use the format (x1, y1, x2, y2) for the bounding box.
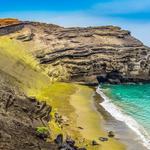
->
(97, 84, 150, 149)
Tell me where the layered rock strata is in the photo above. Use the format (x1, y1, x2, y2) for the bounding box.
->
(26, 22, 150, 84)
(1, 21, 150, 84)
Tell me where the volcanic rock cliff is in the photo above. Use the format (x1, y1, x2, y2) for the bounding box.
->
(0, 70, 58, 150)
(1, 20, 150, 84)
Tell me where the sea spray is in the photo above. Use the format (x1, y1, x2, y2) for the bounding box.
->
(96, 85, 150, 149)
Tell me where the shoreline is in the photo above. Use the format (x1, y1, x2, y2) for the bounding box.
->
(95, 86, 148, 150)
(47, 82, 125, 150)
(69, 84, 126, 150)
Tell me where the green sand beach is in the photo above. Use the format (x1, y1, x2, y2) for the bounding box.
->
(45, 82, 125, 150)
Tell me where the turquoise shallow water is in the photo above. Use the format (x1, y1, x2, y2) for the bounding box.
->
(102, 84, 150, 133)
(99, 84, 150, 148)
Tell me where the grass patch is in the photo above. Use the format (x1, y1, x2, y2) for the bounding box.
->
(36, 127, 49, 134)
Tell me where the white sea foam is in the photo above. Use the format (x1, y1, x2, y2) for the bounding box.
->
(96, 87, 150, 149)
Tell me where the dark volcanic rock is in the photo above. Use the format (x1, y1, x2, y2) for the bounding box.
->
(92, 140, 99, 146)
(108, 131, 115, 138)
(0, 70, 58, 150)
(0, 23, 24, 35)
(99, 137, 108, 142)
(55, 134, 63, 145)
(66, 138, 75, 147)
(54, 134, 86, 150)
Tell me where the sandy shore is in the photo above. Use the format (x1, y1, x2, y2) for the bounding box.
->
(46, 82, 125, 150)
(94, 87, 147, 150)
(70, 84, 126, 150)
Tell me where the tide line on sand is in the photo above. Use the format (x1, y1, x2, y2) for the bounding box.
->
(96, 87, 150, 150)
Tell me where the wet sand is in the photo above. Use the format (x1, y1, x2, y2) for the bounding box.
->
(70, 84, 125, 150)
(94, 87, 147, 150)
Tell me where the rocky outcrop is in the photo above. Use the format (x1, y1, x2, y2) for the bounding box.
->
(0, 18, 20, 26)
(1, 20, 150, 84)
(0, 69, 86, 150)
(0, 19, 25, 35)
(0, 70, 58, 150)
(30, 23, 150, 84)
(0, 23, 25, 35)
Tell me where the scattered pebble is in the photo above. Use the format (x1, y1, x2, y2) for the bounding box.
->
(54, 134, 63, 145)
(99, 137, 108, 142)
(54, 134, 87, 150)
(78, 126, 84, 130)
(92, 140, 99, 146)
(108, 131, 115, 138)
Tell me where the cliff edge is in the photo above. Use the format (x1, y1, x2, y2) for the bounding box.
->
(0, 20, 150, 84)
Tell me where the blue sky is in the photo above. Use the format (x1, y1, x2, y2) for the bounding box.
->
(0, 0, 150, 46)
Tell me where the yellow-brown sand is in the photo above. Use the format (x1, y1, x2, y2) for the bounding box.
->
(45, 82, 125, 150)
(70, 84, 125, 150)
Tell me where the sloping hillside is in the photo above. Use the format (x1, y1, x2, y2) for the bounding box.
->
(0, 37, 58, 150)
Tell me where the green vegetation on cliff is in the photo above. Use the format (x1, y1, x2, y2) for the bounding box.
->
(0, 37, 50, 95)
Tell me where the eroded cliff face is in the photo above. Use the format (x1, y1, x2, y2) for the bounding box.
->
(0, 70, 58, 150)
(0, 33, 59, 150)
(1, 21, 150, 84)
(0, 18, 24, 35)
